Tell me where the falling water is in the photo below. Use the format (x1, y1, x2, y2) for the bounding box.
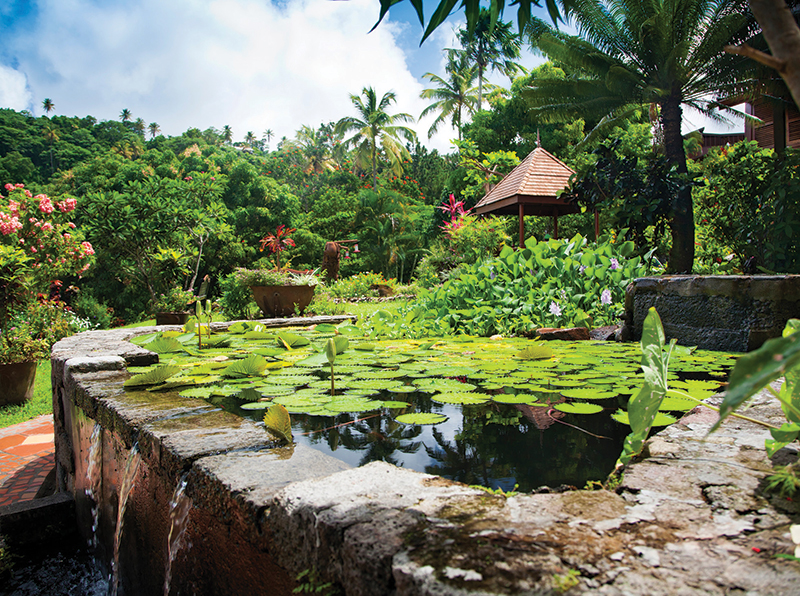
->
(85, 424, 103, 548)
(163, 474, 193, 596)
(109, 444, 142, 596)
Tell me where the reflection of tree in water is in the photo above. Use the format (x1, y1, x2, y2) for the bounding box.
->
(294, 412, 423, 467)
(425, 426, 503, 487)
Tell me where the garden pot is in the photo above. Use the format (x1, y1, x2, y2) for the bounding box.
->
(155, 312, 191, 326)
(251, 285, 316, 317)
(0, 361, 38, 407)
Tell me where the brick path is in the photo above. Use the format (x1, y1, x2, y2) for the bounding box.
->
(0, 414, 55, 507)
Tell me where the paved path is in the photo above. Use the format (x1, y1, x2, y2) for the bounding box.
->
(0, 414, 55, 507)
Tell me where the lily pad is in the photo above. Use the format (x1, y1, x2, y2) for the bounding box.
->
(554, 402, 604, 415)
(431, 392, 491, 405)
(395, 413, 448, 425)
(611, 410, 678, 427)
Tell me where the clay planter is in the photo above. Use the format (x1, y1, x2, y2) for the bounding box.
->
(251, 285, 316, 317)
(155, 312, 191, 326)
(0, 361, 38, 407)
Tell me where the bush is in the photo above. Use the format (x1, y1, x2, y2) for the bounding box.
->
(218, 272, 258, 320)
(324, 272, 398, 300)
(72, 292, 113, 330)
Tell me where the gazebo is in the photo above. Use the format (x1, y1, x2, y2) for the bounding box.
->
(474, 147, 589, 247)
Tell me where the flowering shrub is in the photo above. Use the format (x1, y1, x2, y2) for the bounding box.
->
(0, 184, 95, 296)
(152, 286, 195, 313)
(324, 271, 398, 299)
(0, 299, 81, 363)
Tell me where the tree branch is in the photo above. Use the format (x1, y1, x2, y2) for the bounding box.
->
(724, 43, 787, 73)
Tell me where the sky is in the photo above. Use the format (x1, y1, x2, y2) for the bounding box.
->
(0, 0, 741, 155)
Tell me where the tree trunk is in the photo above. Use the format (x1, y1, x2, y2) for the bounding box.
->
(660, 95, 695, 273)
(748, 0, 800, 109)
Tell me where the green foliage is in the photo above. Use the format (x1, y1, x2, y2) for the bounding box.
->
(324, 272, 398, 300)
(552, 569, 580, 593)
(694, 143, 800, 273)
(218, 271, 258, 320)
(617, 308, 676, 466)
(264, 404, 293, 444)
(293, 568, 339, 596)
(469, 483, 519, 497)
(152, 286, 195, 313)
(233, 268, 291, 287)
(72, 292, 113, 330)
(765, 465, 800, 498)
(416, 233, 653, 336)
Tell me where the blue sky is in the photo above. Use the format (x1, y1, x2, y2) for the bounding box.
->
(0, 0, 739, 154)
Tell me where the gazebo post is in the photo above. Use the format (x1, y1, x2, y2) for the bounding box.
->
(518, 203, 525, 247)
(594, 209, 600, 240)
(552, 211, 558, 239)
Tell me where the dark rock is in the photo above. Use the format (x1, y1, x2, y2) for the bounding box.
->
(590, 325, 620, 341)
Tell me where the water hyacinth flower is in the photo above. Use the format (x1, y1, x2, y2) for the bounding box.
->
(579, 265, 586, 274)
(610, 258, 620, 270)
(549, 301, 562, 317)
(601, 289, 612, 305)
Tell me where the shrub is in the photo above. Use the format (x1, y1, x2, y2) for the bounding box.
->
(325, 272, 398, 300)
(218, 271, 258, 320)
(72, 293, 113, 330)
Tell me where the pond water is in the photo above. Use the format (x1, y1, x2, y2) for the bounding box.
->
(127, 323, 737, 491)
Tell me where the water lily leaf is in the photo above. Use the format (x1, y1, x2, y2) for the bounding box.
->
(381, 401, 411, 408)
(333, 336, 349, 354)
(354, 343, 376, 351)
(356, 369, 406, 379)
(431, 392, 491, 404)
(426, 366, 477, 377)
(554, 402, 604, 414)
(240, 401, 273, 410)
(227, 322, 250, 334)
(143, 337, 187, 354)
(269, 374, 317, 385)
(491, 394, 540, 404)
(350, 379, 403, 390)
(337, 324, 361, 336)
(252, 385, 294, 396)
(222, 354, 268, 378)
(313, 324, 337, 333)
(252, 347, 286, 357)
(295, 353, 329, 368)
(387, 385, 417, 393)
(517, 345, 553, 360)
(658, 397, 697, 411)
(611, 410, 677, 427)
(244, 330, 274, 340)
(396, 413, 448, 425)
(237, 387, 263, 402)
(124, 364, 182, 387)
(276, 332, 310, 348)
(178, 386, 215, 398)
(264, 404, 293, 443)
(559, 388, 616, 400)
(129, 332, 158, 346)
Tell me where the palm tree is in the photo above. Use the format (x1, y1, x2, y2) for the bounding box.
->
(244, 131, 257, 150)
(42, 98, 54, 117)
(523, 0, 749, 273)
(119, 108, 132, 122)
(263, 128, 274, 150)
(457, 8, 522, 107)
(420, 49, 481, 140)
(335, 87, 417, 189)
(222, 125, 233, 144)
(286, 124, 337, 174)
(133, 118, 146, 136)
(148, 122, 161, 139)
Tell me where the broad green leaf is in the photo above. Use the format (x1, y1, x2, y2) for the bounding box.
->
(124, 364, 182, 387)
(222, 354, 268, 378)
(240, 401, 273, 410)
(554, 403, 603, 414)
(263, 404, 293, 443)
(143, 337, 186, 354)
(333, 335, 349, 355)
(276, 331, 311, 348)
(518, 344, 553, 360)
(129, 332, 158, 346)
(396, 413, 448, 425)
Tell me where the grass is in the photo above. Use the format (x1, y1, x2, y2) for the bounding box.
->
(0, 300, 409, 430)
(0, 359, 52, 429)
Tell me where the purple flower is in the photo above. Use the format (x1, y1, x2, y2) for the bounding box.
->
(549, 301, 562, 317)
(601, 289, 612, 305)
(579, 265, 586, 274)
(610, 258, 620, 270)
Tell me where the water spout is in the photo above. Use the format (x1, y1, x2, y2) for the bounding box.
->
(163, 474, 193, 596)
(110, 444, 141, 596)
(85, 424, 103, 548)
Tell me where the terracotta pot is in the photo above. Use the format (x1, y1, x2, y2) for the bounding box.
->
(250, 285, 316, 318)
(0, 360, 38, 407)
(155, 312, 191, 326)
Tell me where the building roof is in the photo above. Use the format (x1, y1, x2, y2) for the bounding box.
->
(474, 147, 579, 216)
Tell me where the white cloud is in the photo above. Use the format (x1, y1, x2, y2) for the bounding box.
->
(0, 64, 32, 110)
(1, 0, 461, 152)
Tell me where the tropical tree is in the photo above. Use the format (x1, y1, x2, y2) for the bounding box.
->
(244, 131, 258, 150)
(286, 124, 338, 174)
(335, 87, 417, 189)
(420, 49, 481, 140)
(456, 8, 522, 107)
(42, 98, 54, 117)
(263, 128, 274, 150)
(133, 118, 146, 136)
(148, 122, 161, 139)
(521, 0, 749, 272)
(43, 123, 59, 174)
(222, 125, 233, 144)
(119, 108, 132, 122)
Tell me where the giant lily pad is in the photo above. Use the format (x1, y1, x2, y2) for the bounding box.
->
(395, 413, 448, 425)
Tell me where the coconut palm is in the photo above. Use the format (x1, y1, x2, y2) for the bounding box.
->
(222, 125, 233, 144)
(457, 8, 522, 107)
(287, 124, 337, 174)
(523, 0, 750, 273)
(42, 98, 54, 117)
(148, 122, 161, 139)
(119, 108, 132, 122)
(420, 49, 481, 140)
(133, 118, 146, 136)
(263, 128, 274, 150)
(244, 131, 258, 150)
(335, 87, 417, 189)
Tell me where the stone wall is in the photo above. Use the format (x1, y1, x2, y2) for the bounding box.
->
(51, 323, 800, 595)
(624, 275, 800, 351)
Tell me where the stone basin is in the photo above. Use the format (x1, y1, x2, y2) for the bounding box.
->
(51, 317, 800, 595)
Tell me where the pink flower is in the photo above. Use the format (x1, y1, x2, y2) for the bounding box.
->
(63, 233, 71, 240)
(41, 222, 53, 231)
(81, 241, 95, 256)
(57, 198, 77, 212)
(30, 247, 37, 253)
(14, 183, 24, 188)
(68, 222, 76, 229)
(38, 196, 54, 214)
(4, 183, 14, 191)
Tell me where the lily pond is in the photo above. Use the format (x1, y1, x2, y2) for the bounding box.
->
(126, 322, 737, 492)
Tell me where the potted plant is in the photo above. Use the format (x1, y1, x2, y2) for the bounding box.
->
(0, 184, 95, 405)
(235, 267, 319, 318)
(153, 286, 195, 326)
